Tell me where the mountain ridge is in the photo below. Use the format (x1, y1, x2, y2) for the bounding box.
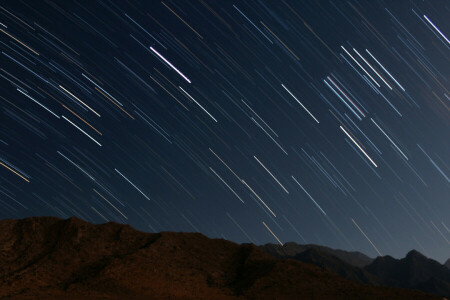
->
(259, 241, 374, 268)
(0, 216, 443, 299)
(259, 241, 450, 297)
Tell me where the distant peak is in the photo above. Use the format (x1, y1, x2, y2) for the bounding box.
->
(406, 249, 425, 259)
(445, 258, 450, 269)
(371, 255, 396, 264)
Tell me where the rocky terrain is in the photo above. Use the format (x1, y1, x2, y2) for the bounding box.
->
(261, 242, 450, 297)
(0, 216, 445, 299)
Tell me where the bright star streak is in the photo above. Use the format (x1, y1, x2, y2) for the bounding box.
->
(341, 45, 380, 87)
(263, 221, 283, 246)
(150, 46, 191, 83)
(365, 49, 405, 91)
(353, 48, 392, 90)
(17, 88, 60, 118)
(340, 126, 378, 168)
(423, 15, 450, 45)
(0, 161, 30, 182)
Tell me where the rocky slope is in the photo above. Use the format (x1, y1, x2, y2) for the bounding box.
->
(0, 217, 442, 299)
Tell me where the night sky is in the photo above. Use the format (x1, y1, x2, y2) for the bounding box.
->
(0, 0, 449, 263)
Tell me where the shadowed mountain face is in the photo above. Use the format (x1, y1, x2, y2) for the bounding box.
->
(293, 248, 380, 285)
(260, 242, 374, 268)
(260, 243, 450, 297)
(364, 250, 450, 297)
(446, 259, 450, 269)
(0, 217, 441, 300)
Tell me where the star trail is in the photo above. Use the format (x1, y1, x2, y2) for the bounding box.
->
(0, 0, 449, 263)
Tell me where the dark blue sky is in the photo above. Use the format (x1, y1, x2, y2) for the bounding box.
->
(0, 0, 449, 262)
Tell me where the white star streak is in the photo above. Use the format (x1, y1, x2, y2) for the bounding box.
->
(353, 48, 392, 90)
(254, 156, 289, 194)
(209, 148, 241, 181)
(340, 126, 377, 168)
(115, 168, 151, 201)
(341, 45, 380, 87)
(370, 118, 408, 161)
(209, 167, 244, 203)
(179, 86, 217, 122)
(263, 221, 283, 246)
(59, 85, 101, 117)
(423, 15, 450, 45)
(57, 151, 96, 181)
(327, 77, 365, 117)
(242, 179, 276, 217)
(251, 117, 288, 155)
(282, 84, 320, 123)
(150, 46, 191, 83)
(62, 115, 102, 146)
(233, 5, 273, 44)
(17, 88, 60, 118)
(291, 176, 327, 216)
(351, 218, 382, 256)
(365, 49, 405, 91)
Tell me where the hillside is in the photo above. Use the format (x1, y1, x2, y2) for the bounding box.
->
(0, 217, 442, 299)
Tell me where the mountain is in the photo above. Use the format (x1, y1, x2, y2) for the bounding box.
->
(445, 258, 450, 269)
(262, 242, 450, 297)
(260, 242, 374, 268)
(364, 250, 450, 297)
(0, 217, 440, 300)
(293, 248, 379, 285)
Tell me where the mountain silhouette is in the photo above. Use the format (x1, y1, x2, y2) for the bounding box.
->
(293, 247, 379, 285)
(260, 242, 373, 268)
(260, 242, 450, 297)
(364, 250, 450, 297)
(0, 217, 444, 299)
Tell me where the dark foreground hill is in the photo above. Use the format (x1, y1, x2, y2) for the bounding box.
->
(0, 217, 443, 300)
